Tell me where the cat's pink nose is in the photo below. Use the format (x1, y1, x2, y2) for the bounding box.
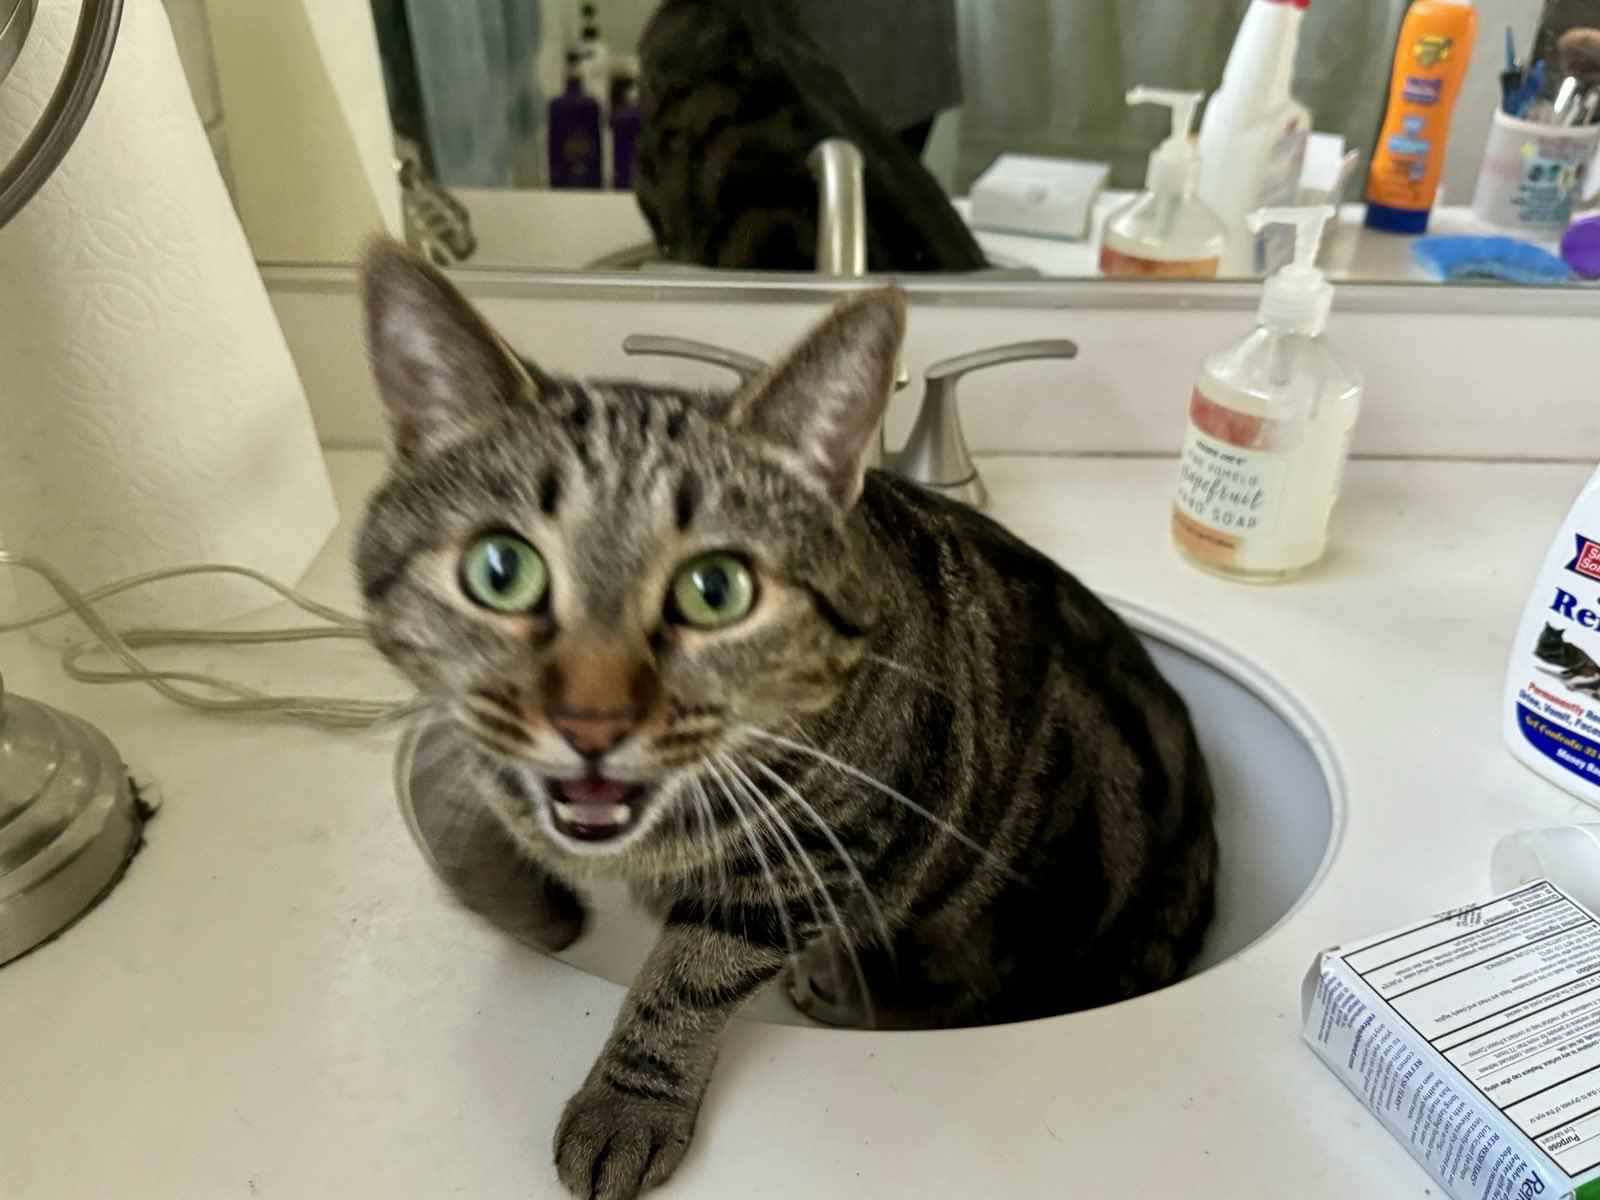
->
(551, 710, 635, 758)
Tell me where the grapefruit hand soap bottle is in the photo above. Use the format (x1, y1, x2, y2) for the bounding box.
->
(1171, 206, 1363, 582)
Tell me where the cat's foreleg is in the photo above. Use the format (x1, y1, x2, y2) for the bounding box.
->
(553, 914, 784, 1199)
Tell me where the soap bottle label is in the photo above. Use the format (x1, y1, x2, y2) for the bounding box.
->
(1172, 390, 1287, 567)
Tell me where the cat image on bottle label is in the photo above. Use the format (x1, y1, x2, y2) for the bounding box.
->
(1510, 536, 1600, 788)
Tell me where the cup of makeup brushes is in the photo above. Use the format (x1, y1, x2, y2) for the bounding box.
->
(1472, 108, 1600, 233)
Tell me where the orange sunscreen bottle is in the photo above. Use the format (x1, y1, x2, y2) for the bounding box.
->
(1365, 0, 1477, 234)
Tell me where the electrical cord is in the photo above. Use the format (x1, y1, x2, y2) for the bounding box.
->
(0, 551, 423, 730)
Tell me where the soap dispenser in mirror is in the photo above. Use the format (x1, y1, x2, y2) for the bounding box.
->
(1100, 87, 1227, 280)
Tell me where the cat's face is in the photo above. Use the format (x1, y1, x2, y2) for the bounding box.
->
(355, 242, 903, 861)
(1539, 623, 1569, 655)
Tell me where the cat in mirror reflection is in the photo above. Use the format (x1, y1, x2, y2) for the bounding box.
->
(356, 240, 1215, 1199)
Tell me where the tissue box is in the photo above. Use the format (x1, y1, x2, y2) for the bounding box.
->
(968, 154, 1108, 241)
(1302, 880, 1600, 1200)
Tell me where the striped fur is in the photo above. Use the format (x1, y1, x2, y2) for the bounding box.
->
(356, 242, 1215, 1199)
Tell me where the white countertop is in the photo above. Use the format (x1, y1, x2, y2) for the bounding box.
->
(2, 449, 1594, 1199)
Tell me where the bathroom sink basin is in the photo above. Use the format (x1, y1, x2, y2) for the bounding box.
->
(398, 600, 1341, 1026)
(581, 240, 1042, 279)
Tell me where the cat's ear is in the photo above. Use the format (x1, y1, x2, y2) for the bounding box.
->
(361, 238, 534, 461)
(731, 287, 906, 508)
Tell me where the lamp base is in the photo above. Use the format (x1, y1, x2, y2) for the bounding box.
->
(0, 679, 145, 967)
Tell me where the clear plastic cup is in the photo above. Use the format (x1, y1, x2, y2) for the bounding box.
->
(1490, 824, 1600, 914)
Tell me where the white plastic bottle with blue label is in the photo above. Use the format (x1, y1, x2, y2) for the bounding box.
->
(1504, 465, 1600, 807)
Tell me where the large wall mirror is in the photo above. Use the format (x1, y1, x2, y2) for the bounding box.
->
(210, 0, 1600, 289)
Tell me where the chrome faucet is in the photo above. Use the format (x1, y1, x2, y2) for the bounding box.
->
(893, 340, 1078, 507)
(808, 139, 866, 277)
(621, 144, 1075, 506)
(804, 136, 910, 447)
(620, 334, 1077, 509)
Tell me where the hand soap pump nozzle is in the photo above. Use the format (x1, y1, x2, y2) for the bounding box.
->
(1101, 87, 1225, 278)
(1127, 86, 1205, 197)
(1247, 205, 1336, 336)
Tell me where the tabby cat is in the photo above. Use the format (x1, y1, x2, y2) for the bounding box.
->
(1537, 623, 1600, 689)
(634, 0, 987, 273)
(356, 240, 1216, 1199)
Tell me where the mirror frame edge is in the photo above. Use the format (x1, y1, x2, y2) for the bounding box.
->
(258, 262, 1600, 318)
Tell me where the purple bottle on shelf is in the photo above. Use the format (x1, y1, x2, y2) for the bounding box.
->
(1562, 215, 1600, 279)
(548, 51, 602, 189)
(611, 81, 641, 191)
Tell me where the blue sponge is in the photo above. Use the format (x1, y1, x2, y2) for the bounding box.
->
(1411, 235, 1576, 284)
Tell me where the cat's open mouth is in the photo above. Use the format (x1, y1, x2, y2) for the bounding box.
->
(548, 775, 651, 842)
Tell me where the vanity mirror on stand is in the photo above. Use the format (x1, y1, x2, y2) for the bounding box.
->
(0, 0, 145, 968)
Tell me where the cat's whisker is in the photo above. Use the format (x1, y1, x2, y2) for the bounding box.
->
(715, 755, 827, 940)
(680, 776, 721, 896)
(744, 756, 895, 957)
(415, 751, 501, 852)
(400, 713, 493, 811)
(706, 763, 798, 959)
(406, 731, 460, 780)
(689, 776, 735, 922)
(737, 724, 1025, 881)
(719, 752, 878, 1028)
(688, 776, 730, 898)
(684, 780, 723, 896)
(466, 726, 535, 760)
(862, 652, 955, 701)
(445, 702, 527, 753)
(456, 700, 535, 746)
(670, 786, 700, 878)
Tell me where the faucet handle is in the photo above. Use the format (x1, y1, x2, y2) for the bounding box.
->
(923, 339, 1079, 387)
(622, 335, 767, 381)
(897, 339, 1079, 509)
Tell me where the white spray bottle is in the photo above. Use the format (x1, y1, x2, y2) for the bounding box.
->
(1100, 87, 1228, 279)
(1504, 471, 1600, 807)
(1171, 205, 1362, 582)
(1196, 0, 1313, 276)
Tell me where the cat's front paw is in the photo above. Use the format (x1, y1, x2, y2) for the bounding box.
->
(553, 1080, 695, 1199)
(785, 931, 874, 1028)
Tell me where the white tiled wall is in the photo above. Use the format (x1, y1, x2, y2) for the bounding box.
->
(159, 0, 229, 188)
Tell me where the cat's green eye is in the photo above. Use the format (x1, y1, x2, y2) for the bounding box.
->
(461, 533, 549, 613)
(669, 553, 756, 629)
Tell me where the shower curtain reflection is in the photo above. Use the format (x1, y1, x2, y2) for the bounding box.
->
(952, 0, 1402, 193)
(370, 0, 546, 188)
